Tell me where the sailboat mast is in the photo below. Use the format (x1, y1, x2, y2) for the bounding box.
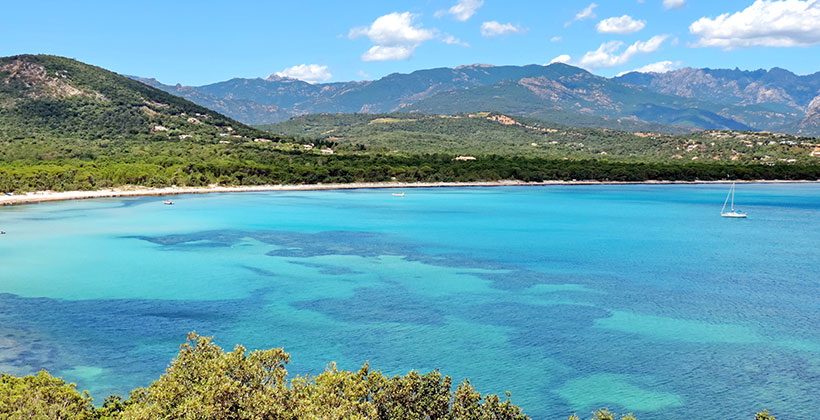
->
(722, 185, 731, 214)
(731, 183, 735, 211)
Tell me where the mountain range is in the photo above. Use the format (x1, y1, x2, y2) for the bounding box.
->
(134, 64, 820, 136)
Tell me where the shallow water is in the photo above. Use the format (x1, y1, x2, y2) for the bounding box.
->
(1, 184, 819, 419)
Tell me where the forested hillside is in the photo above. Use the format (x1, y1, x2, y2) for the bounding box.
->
(263, 113, 820, 164)
(0, 55, 267, 142)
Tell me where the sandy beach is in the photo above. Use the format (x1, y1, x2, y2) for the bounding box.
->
(1, 179, 817, 206)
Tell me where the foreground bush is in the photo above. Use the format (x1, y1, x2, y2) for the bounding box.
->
(0, 332, 779, 419)
(0, 371, 95, 420)
(1, 333, 527, 420)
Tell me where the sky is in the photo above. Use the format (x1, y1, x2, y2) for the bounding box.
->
(2, 0, 820, 86)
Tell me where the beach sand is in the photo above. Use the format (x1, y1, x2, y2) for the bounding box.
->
(1, 179, 816, 206)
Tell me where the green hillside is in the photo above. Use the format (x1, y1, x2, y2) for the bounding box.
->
(0, 54, 267, 141)
(262, 112, 820, 165)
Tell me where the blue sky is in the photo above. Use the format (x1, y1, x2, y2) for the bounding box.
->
(2, 0, 820, 85)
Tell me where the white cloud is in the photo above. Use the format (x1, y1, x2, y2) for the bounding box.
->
(435, 0, 484, 21)
(551, 36, 563, 42)
(349, 12, 434, 47)
(349, 12, 435, 61)
(690, 0, 820, 49)
(481, 21, 527, 37)
(597, 15, 646, 34)
(549, 54, 572, 64)
(579, 34, 669, 68)
(576, 3, 598, 20)
(441, 34, 470, 46)
(361, 45, 414, 62)
(616, 60, 683, 76)
(663, 0, 686, 9)
(566, 3, 598, 26)
(273, 64, 332, 83)
(358, 70, 371, 80)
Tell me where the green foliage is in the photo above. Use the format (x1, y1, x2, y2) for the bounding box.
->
(262, 113, 820, 164)
(0, 334, 783, 420)
(122, 332, 291, 420)
(0, 136, 819, 194)
(0, 54, 268, 142)
(566, 409, 651, 420)
(0, 371, 95, 420)
(121, 332, 529, 420)
(756, 409, 776, 420)
(0, 333, 530, 420)
(289, 364, 377, 420)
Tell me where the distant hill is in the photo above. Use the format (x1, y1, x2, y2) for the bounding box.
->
(0, 54, 266, 142)
(138, 63, 820, 136)
(262, 112, 820, 164)
(135, 64, 589, 125)
(403, 77, 749, 133)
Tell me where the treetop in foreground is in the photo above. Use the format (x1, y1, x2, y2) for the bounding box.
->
(2, 332, 528, 420)
(0, 332, 780, 420)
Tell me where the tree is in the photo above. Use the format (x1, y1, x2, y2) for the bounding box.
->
(0, 370, 95, 420)
(121, 332, 292, 420)
(755, 409, 776, 420)
(0, 331, 780, 420)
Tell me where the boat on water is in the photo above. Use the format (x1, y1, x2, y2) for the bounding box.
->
(163, 200, 174, 205)
(721, 183, 747, 218)
(0, 231, 6, 235)
(392, 193, 405, 197)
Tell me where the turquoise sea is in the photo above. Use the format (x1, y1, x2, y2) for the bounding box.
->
(1, 184, 819, 419)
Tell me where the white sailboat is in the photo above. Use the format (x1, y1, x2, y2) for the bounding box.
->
(721, 183, 747, 218)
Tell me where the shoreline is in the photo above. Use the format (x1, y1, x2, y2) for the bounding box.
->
(1, 179, 818, 206)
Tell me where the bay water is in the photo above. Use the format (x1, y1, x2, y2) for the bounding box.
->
(1, 184, 819, 419)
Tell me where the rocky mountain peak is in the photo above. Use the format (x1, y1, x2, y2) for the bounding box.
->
(1, 55, 90, 100)
(455, 63, 496, 69)
(798, 93, 820, 133)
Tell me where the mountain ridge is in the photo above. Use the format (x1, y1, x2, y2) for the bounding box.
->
(135, 63, 820, 136)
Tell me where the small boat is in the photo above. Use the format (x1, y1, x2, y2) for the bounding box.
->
(163, 200, 174, 205)
(0, 231, 6, 235)
(721, 183, 747, 218)
(391, 193, 405, 197)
